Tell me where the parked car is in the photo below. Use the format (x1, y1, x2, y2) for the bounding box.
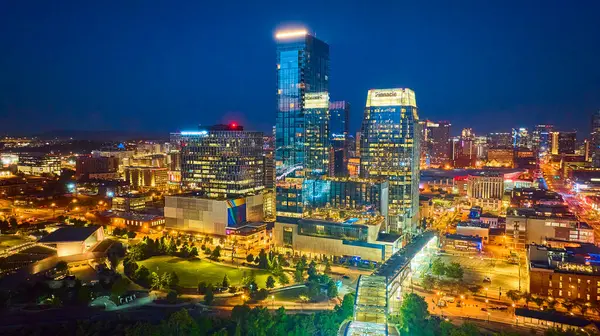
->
(483, 276, 491, 282)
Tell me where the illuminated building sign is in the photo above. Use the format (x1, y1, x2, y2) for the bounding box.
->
(275, 29, 308, 39)
(180, 131, 208, 136)
(304, 92, 329, 109)
(366, 88, 416, 107)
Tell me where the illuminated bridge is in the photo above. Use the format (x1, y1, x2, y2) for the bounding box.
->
(345, 232, 438, 335)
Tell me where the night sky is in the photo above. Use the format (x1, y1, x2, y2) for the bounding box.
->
(1, 0, 599, 137)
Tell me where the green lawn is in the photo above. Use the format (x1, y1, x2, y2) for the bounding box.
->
(273, 287, 306, 302)
(138, 256, 271, 288)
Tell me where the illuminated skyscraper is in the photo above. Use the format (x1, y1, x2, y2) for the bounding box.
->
(359, 88, 420, 237)
(591, 111, 600, 167)
(329, 101, 350, 176)
(558, 131, 577, 155)
(533, 124, 554, 154)
(429, 121, 451, 167)
(275, 28, 330, 217)
(178, 124, 265, 198)
(512, 127, 532, 149)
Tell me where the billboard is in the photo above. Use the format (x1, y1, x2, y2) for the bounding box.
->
(227, 198, 246, 227)
(304, 92, 329, 109)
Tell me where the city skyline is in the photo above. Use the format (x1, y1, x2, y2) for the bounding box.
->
(1, 1, 600, 136)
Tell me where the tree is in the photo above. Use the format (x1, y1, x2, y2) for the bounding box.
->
(445, 262, 464, 281)
(306, 280, 320, 301)
(506, 290, 521, 304)
(126, 231, 137, 239)
(241, 271, 257, 288)
(258, 249, 269, 269)
(398, 293, 432, 336)
(133, 265, 151, 287)
(204, 247, 212, 255)
(431, 258, 446, 279)
(421, 274, 435, 291)
(166, 290, 178, 304)
(164, 271, 179, 289)
(188, 246, 199, 258)
(307, 261, 318, 282)
(161, 309, 200, 335)
(294, 269, 304, 283)
(246, 254, 254, 263)
(151, 272, 162, 290)
(266, 275, 276, 289)
(335, 293, 355, 319)
(108, 243, 126, 271)
(204, 287, 214, 305)
(326, 280, 338, 299)
(8, 217, 18, 229)
(222, 275, 230, 289)
(211, 245, 221, 260)
(278, 272, 290, 286)
(55, 261, 69, 274)
(197, 282, 208, 294)
(123, 258, 139, 277)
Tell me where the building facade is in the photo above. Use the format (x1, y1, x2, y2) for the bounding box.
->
(17, 153, 61, 176)
(360, 88, 420, 236)
(558, 131, 577, 155)
(178, 124, 264, 198)
(592, 111, 600, 167)
(164, 193, 264, 235)
(275, 28, 329, 218)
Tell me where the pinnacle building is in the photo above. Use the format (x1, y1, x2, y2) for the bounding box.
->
(359, 88, 420, 237)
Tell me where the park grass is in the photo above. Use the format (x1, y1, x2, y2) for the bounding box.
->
(273, 287, 306, 302)
(137, 255, 271, 288)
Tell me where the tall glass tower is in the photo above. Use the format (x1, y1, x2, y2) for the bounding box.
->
(359, 89, 420, 238)
(275, 28, 330, 217)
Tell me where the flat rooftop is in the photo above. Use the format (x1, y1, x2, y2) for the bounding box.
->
(39, 225, 101, 243)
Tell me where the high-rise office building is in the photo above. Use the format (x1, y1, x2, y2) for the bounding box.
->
(429, 121, 451, 167)
(512, 127, 532, 149)
(558, 131, 577, 155)
(591, 111, 600, 167)
(178, 124, 264, 199)
(329, 101, 350, 176)
(275, 28, 329, 217)
(533, 125, 554, 154)
(488, 132, 513, 148)
(359, 88, 420, 237)
(452, 128, 476, 168)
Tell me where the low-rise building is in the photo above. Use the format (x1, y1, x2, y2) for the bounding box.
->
(111, 194, 151, 212)
(506, 206, 594, 250)
(456, 221, 490, 244)
(105, 211, 165, 232)
(528, 243, 600, 304)
(39, 226, 105, 257)
(164, 192, 264, 236)
(17, 153, 61, 176)
(442, 233, 482, 252)
(273, 210, 398, 262)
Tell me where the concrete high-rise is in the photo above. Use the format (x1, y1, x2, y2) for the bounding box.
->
(359, 88, 420, 238)
(275, 28, 329, 217)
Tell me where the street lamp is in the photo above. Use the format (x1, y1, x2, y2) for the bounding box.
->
(271, 295, 275, 309)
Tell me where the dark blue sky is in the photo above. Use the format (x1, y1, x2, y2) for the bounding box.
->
(1, 0, 599, 137)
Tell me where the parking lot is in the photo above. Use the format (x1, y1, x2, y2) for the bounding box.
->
(436, 251, 526, 297)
